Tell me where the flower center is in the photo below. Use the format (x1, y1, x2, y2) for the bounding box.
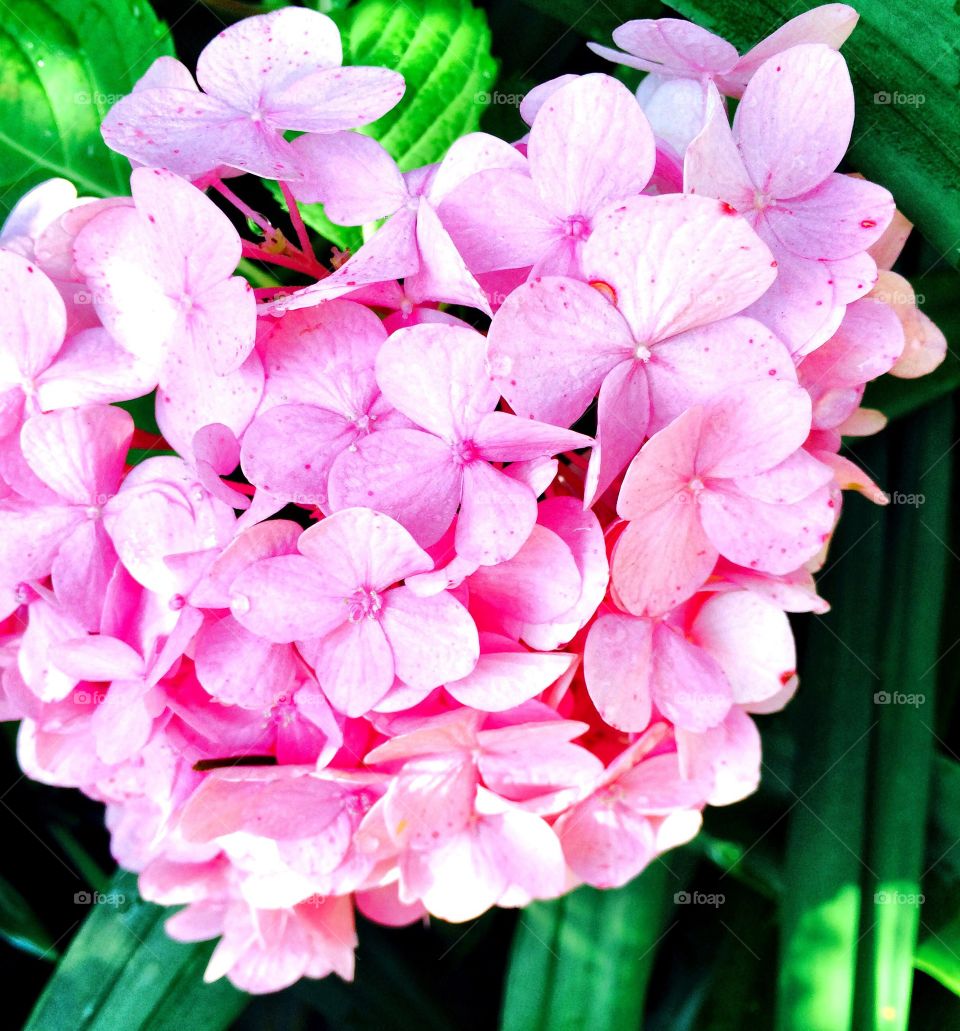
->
(345, 586, 382, 622)
(634, 342, 652, 362)
(687, 477, 706, 495)
(563, 215, 590, 239)
(453, 438, 480, 466)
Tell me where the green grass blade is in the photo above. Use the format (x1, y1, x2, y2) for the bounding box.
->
(500, 855, 694, 1031)
(855, 397, 954, 1031)
(24, 870, 248, 1031)
(775, 439, 888, 1031)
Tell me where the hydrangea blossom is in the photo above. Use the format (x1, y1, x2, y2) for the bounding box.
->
(0, 2, 944, 997)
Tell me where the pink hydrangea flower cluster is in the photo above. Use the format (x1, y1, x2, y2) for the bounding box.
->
(0, 5, 945, 993)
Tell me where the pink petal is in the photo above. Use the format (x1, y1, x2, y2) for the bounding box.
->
(646, 317, 796, 435)
(764, 173, 894, 260)
(699, 483, 834, 574)
(472, 410, 591, 462)
(456, 460, 538, 565)
(733, 45, 854, 198)
(297, 507, 433, 592)
(583, 194, 776, 342)
(728, 5, 859, 94)
(692, 591, 796, 705)
(584, 613, 654, 731)
(617, 405, 701, 521)
(375, 324, 499, 439)
(469, 523, 581, 622)
(194, 615, 298, 707)
(695, 380, 813, 479)
(676, 707, 761, 805)
(487, 276, 633, 426)
(37, 328, 156, 409)
(437, 168, 555, 274)
(267, 66, 405, 133)
(611, 500, 717, 617)
(276, 206, 420, 312)
(20, 405, 132, 504)
(157, 348, 264, 458)
(527, 74, 655, 217)
(229, 554, 350, 643)
(51, 634, 144, 681)
(0, 252, 65, 378)
(313, 618, 394, 716)
(380, 586, 479, 690)
(259, 299, 386, 411)
(241, 405, 354, 508)
(51, 520, 118, 630)
(585, 358, 651, 506)
(0, 501, 85, 583)
(292, 131, 407, 222)
(405, 200, 492, 315)
(327, 429, 462, 549)
(734, 450, 834, 504)
(447, 642, 572, 711)
(520, 498, 609, 650)
(197, 8, 342, 106)
(427, 132, 527, 204)
(555, 792, 655, 889)
(650, 623, 732, 731)
(607, 18, 738, 77)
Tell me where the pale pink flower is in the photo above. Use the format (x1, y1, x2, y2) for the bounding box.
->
(101, 8, 404, 181)
(327, 323, 591, 562)
(230, 508, 479, 716)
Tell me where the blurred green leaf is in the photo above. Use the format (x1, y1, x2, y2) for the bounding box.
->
(776, 444, 888, 1031)
(914, 756, 960, 998)
(854, 398, 954, 1031)
(0, 0, 172, 218)
(661, 0, 960, 268)
(500, 857, 693, 1031)
(24, 870, 249, 1031)
(0, 872, 56, 961)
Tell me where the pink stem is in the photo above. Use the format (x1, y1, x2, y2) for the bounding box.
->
(212, 179, 274, 233)
(279, 180, 317, 265)
(241, 242, 315, 274)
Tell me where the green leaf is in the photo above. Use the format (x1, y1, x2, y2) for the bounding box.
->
(854, 398, 954, 1031)
(24, 869, 249, 1031)
(0, 871, 56, 960)
(776, 443, 888, 1031)
(273, 0, 498, 248)
(500, 855, 694, 1031)
(914, 756, 960, 998)
(916, 913, 960, 998)
(0, 0, 173, 219)
(660, 0, 960, 268)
